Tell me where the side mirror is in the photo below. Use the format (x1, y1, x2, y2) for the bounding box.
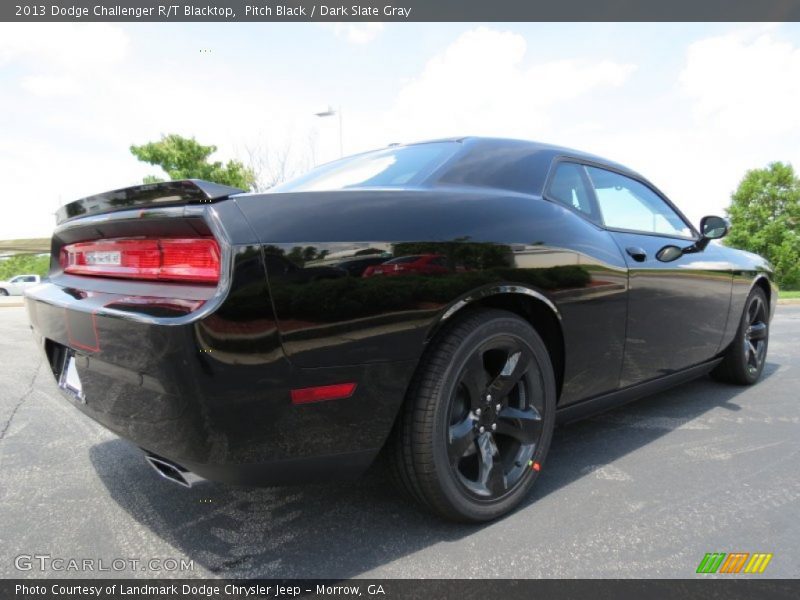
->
(658, 215, 729, 261)
(700, 215, 728, 240)
(656, 245, 684, 262)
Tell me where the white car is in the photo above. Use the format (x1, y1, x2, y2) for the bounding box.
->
(0, 274, 41, 296)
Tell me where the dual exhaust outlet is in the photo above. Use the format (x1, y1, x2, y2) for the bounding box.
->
(144, 454, 204, 488)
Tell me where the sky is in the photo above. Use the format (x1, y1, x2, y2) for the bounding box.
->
(1, 21, 799, 239)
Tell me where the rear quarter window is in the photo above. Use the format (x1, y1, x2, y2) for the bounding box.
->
(545, 162, 602, 224)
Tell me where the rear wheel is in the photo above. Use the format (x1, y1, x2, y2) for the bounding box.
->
(711, 287, 769, 385)
(390, 308, 556, 522)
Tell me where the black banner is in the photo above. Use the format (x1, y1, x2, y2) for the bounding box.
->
(4, 580, 800, 600)
(3, 0, 800, 22)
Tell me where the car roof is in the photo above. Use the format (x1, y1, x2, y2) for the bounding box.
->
(403, 136, 641, 180)
(259, 136, 649, 200)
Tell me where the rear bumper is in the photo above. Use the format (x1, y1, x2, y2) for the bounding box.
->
(25, 277, 416, 486)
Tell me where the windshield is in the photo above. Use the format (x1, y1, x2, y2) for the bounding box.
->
(272, 142, 458, 192)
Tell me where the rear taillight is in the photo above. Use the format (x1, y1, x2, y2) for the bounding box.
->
(60, 238, 220, 284)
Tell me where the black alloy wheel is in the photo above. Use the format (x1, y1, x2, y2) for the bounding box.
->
(390, 308, 556, 522)
(743, 292, 768, 377)
(447, 337, 544, 499)
(712, 286, 770, 385)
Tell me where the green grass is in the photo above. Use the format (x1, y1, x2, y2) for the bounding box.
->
(779, 290, 800, 299)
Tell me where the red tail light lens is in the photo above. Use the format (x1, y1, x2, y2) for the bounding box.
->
(60, 238, 220, 284)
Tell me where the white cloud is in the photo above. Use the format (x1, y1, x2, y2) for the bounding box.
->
(0, 23, 129, 69)
(3, 23, 799, 240)
(680, 30, 800, 135)
(323, 23, 384, 44)
(379, 27, 636, 142)
(565, 27, 800, 226)
(21, 75, 81, 97)
(0, 24, 316, 238)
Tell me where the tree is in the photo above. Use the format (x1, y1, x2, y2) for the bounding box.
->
(286, 245, 326, 267)
(726, 162, 800, 289)
(244, 132, 317, 191)
(130, 134, 256, 190)
(0, 254, 50, 280)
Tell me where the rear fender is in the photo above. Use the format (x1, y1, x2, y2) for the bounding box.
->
(425, 284, 561, 342)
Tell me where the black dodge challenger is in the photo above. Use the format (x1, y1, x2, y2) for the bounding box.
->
(25, 137, 775, 522)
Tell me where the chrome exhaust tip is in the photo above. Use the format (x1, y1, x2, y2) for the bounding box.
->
(145, 454, 204, 488)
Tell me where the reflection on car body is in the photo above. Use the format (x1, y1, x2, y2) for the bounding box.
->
(362, 254, 451, 278)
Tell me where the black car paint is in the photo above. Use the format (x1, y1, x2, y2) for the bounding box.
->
(25, 138, 776, 486)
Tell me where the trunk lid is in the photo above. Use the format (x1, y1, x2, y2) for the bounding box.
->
(56, 179, 244, 225)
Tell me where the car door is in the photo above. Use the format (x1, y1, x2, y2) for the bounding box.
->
(583, 165, 733, 387)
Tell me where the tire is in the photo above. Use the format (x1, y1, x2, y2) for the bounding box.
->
(389, 308, 556, 522)
(0, 289, 8, 296)
(711, 286, 769, 385)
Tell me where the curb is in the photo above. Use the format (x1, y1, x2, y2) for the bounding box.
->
(0, 297, 24, 308)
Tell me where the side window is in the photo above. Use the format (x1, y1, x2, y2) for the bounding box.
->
(586, 166, 692, 237)
(545, 162, 600, 224)
(9, 276, 22, 283)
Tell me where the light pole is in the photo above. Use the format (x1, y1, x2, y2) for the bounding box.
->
(314, 106, 343, 158)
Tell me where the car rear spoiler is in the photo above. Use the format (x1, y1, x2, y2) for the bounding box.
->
(55, 179, 245, 225)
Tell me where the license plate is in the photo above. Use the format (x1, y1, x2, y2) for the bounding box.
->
(85, 250, 121, 265)
(59, 353, 85, 403)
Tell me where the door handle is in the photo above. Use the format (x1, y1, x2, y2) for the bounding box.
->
(625, 246, 647, 262)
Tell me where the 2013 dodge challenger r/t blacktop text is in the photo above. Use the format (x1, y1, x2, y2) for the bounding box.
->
(24, 138, 776, 522)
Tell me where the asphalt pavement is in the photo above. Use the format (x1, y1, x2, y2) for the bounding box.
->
(1, 304, 798, 579)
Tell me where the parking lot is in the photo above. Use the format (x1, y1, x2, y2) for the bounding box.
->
(1, 304, 798, 579)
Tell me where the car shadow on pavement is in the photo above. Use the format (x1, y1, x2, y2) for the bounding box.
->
(89, 363, 779, 579)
